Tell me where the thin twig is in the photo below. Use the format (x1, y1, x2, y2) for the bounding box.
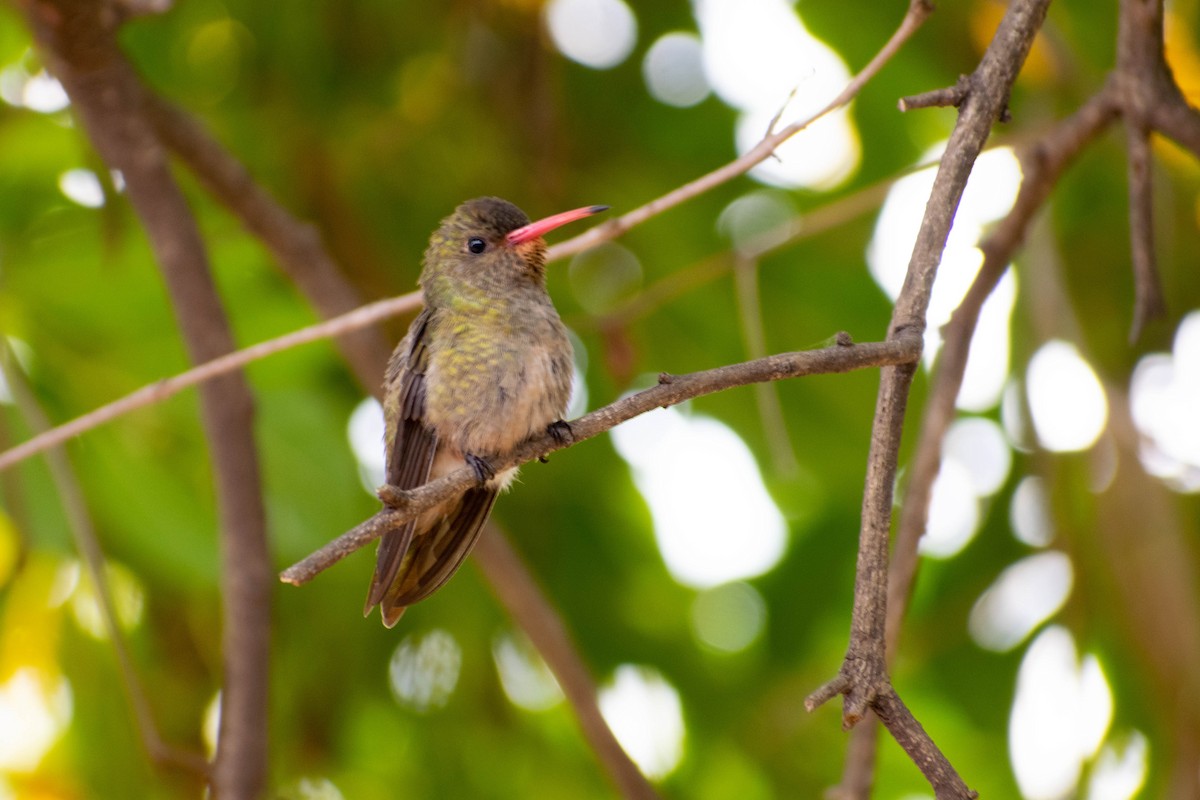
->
(545, 0, 934, 263)
(0, 346, 210, 779)
(0, 292, 421, 474)
(281, 336, 920, 585)
(474, 527, 658, 800)
(898, 75, 973, 111)
(734, 254, 799, 475)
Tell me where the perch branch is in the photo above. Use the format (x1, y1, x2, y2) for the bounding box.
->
(281, 336, 920, 585)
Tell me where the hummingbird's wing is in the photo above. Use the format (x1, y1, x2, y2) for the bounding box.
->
(365, 309, 438, 616)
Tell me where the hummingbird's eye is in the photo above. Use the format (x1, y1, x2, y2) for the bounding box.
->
(467, 237, 487, 254)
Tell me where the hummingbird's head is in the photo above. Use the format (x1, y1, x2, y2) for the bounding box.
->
(423, 197, 607, 293)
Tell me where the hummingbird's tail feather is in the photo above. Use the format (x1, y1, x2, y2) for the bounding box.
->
(377, 486, 499, 622)
(365, 520, 417, 616)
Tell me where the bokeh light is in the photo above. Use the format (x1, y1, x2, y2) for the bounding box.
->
(284, 777, 346, 800)
(69, 559, 145, 640)
(689, 581, 766, 654)
(1129, 310, 1200, 492)
(389, 629, 463, 713)
(0, 62, 69, 113)
(493, 631, 563, 712)
(942, 416, 1012, 496)
(1010, 476, 1054, 547)
(969, 551, 1072, 652)
(1009, 626, 1112, 800)
(717, 190, 797, 254)
(1086, 732, 1148, 800)
(202, 690, 221, 757)
(348, 397, 385, 493)
(919, 458, 980, 558)
(0, 669, 72, 771)
(545, 0, 637, 70)
(58, 169, 105, 208)
(1026, 340, 1108, 453)
(599, 664, 685, 780)
(611, 405, 787, 588)
(643, 32, 710, 107)
(568, 242, 643, 316)
(959, 271, 1017, 412)
(694, 0, 859, 189)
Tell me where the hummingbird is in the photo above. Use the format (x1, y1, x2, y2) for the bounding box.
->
(365, 197, 608, 627)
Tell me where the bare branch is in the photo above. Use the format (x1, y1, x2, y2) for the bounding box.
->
(1113, 0, 1180, 338)
(1149, 94, 1200, 157)
(889, 87, 1119, 656)
(281, 336, 920, 585)
(545, 0, 934, 263)
(811, 0, 1053, 796)
(474, 527, 658, 800)
(1124, 117, 1167, 341)
(833, 88, 1119, 799)
(874, 689, 978, 800)
(28, 1, 272, 794)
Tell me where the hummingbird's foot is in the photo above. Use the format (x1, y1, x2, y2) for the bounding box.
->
(465, 453, 496, 484)
(547, 419, 574, 446)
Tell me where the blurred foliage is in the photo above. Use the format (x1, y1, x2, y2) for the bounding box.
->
(0, 0, 1198, 798)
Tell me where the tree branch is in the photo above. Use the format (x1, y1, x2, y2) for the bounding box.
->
(836, 87, 1119, 799)
(27, 1, 271, 795)
(1113, 0, 1178, 338)
(281, 336, 920, 585)
(473, 526, 658, 800)
(807, 0, 1052, 797)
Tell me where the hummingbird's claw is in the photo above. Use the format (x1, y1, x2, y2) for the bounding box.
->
(547, 419, 574, 446)
(466, 453, 496, 484)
